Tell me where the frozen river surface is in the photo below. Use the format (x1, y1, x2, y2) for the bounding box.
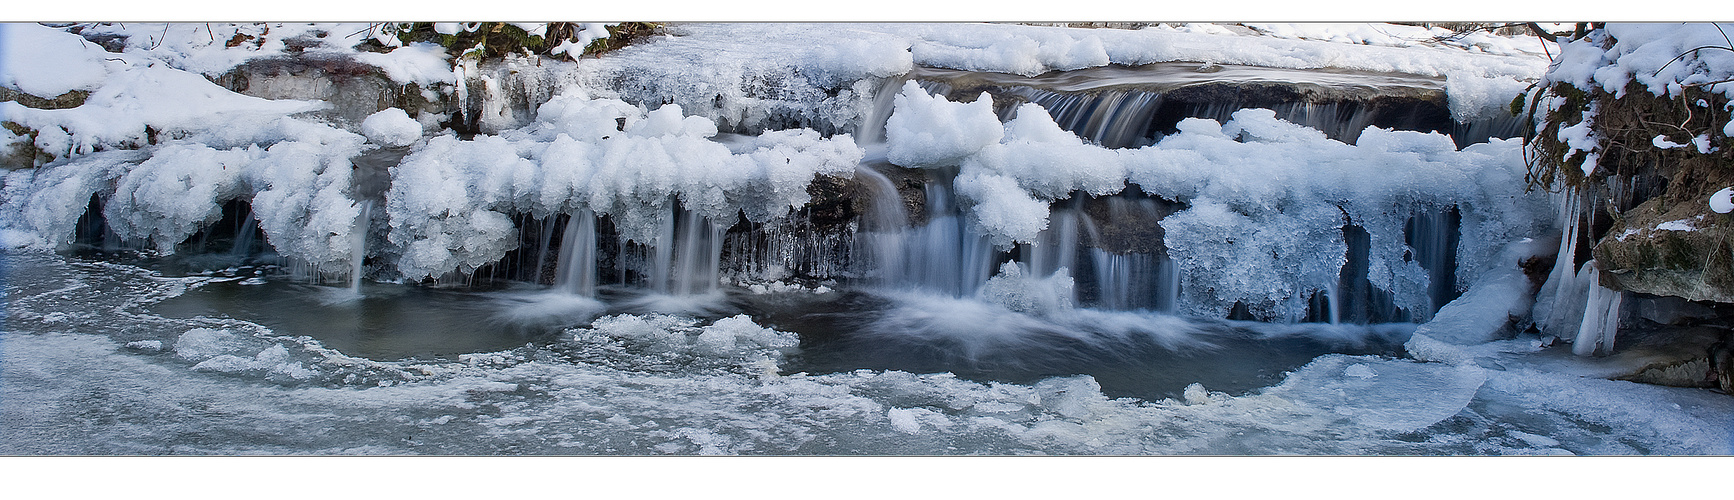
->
(3, 252, 1730, 455)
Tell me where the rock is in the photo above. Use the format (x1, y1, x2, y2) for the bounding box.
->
(1614, 326, 1729, 389)
(1629, 293, 1720, 326)
(212, 55, 446, 129)
(1594, 164, 1734, 303)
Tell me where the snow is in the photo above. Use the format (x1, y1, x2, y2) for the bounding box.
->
(360, 108, 423, 146)
(883, 82, 1002, 167)
(1446, 73, 1532, 123)
(350, 43, 456, 87)
(385, 93, 863, 279)
(1711, 187, 1734, 213)
(1543, 24, 1734, 104)
(0, 23, 111, 98)
(1655, 219, 1698, 232)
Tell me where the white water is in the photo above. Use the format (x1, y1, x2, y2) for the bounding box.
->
(553, 209, 598, 296)
(349, 200, 372, 294)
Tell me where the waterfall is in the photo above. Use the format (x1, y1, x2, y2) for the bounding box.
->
(230, 205, 259, 260)
(637, 206, 726, 296)
(1406, 206, 1461, 318)
(853, 164, 908, 282)
(888, 181, 999, 297)
(553, 209, 599, 296)
(349, 200, 372, 293)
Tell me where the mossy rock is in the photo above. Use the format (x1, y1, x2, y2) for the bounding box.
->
(0, 87, 89, 110)
(1595, 160, 1734, 302)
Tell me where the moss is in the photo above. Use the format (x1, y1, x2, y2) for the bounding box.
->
(0, 87, 89, 109)
(369, 22, 663, 61)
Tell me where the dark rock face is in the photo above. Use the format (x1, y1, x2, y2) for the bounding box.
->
(213, 56, 446, 128)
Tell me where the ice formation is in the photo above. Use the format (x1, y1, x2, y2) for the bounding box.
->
(385, 90, 863, 280)
(881, 83, 1551, 320)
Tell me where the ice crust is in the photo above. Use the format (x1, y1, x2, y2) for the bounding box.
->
(883, 85, 1552, 319)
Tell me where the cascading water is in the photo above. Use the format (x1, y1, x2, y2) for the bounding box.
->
(870, 180, 1000, 297)
(553, 209, 599, 296)
(15, 22, 1730, 457)
(349, 200, 372, 294)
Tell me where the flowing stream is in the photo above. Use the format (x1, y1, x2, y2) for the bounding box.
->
(3, 58, 1730, 456)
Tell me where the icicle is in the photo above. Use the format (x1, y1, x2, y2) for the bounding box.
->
(1533, 188, 1585, 338)
(1572, 260, 1623, 356)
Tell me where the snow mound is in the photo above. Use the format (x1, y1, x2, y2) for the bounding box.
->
(0, 23, 110, 98)
(360, 108, 423, 146)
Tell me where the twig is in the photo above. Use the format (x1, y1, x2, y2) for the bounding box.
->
(147, 23, 168, 50)
(1654, 46, 1734, 77)
(1526, 22, 1559, 43)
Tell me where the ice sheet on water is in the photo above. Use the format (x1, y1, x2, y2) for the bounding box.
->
(1265, 354, 1487, 433)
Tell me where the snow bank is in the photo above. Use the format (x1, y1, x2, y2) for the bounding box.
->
(883, 85, 1553, 319)
(2, 64, 326, 159)
(0, 23, 111, 98)
(850, 23, 1549, 79)
(1544, 24, 1734, 99)
(350, 42, 457, 87)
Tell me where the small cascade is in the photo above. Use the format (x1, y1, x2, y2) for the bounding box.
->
(910, 63, 1516, 149)
(855, 77, 917, 146)
(349, 200, 372, 293)
(1331, 223, 1406, 324)
(631, 206, 727, 296)
(1325, 281, 1342, 324)
(1020, 89, 1165, 148)
(877, 181, 1000, 297)
(230, 208, 259, 260)
(853, 164, 909, 282)
(1019, 203, 1083, 306)
(553, 209, 599, 296)
(1406, 206, 1462, 318)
